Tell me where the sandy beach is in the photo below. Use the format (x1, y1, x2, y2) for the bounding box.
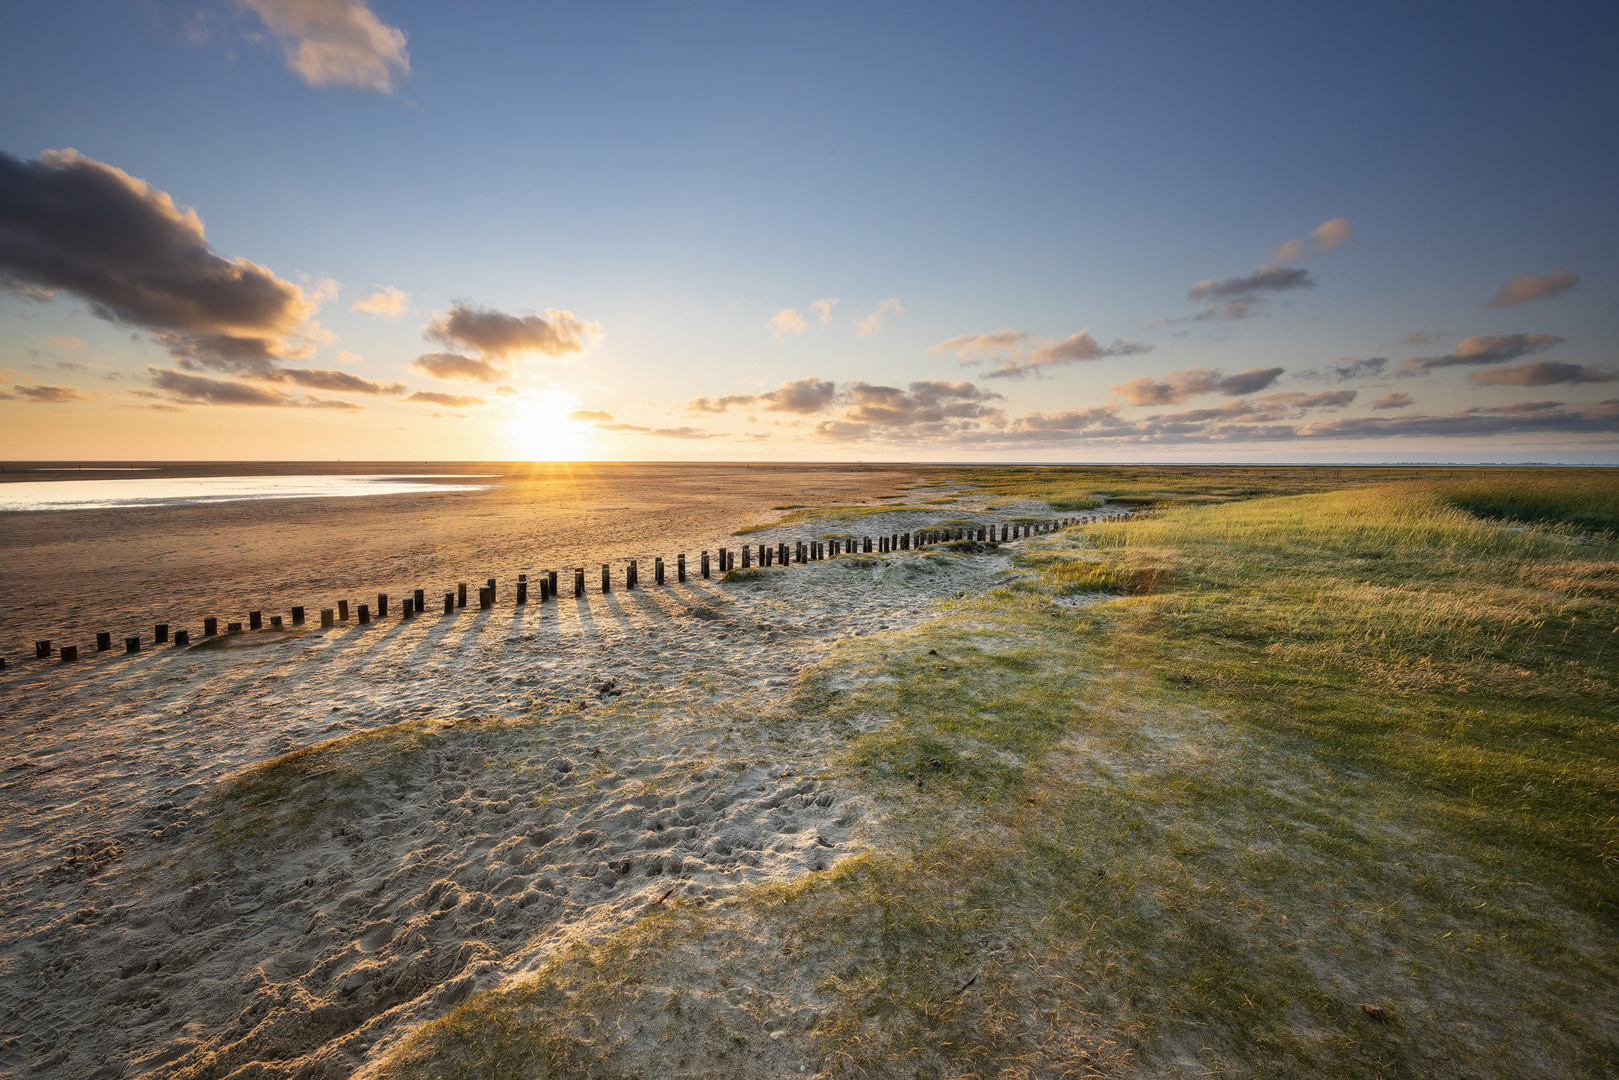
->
(0, 466, 1096, 1078)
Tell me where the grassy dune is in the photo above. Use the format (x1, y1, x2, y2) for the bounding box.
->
(381, 469, 1617, 1079)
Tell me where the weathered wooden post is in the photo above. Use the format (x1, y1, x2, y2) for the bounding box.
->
(292, 606, 305, 626)
(174, 630, 189, 646)
(401, 598, 413, 619)
(742, 546, 752, 568)
(228, 622, 242, 633)
(548, 570, 559, 597)
(655, 556, 665, 585)
(321, 609, 335, 628)
(96, 631, 112, 651)
(486, 578, 496, 602)
(538, 577, 549, 601)
(414, 589, 425, 613)
(517, 580, 528, 603)
(248, 611, 261, 630)
(628, 559, 638, 588)
(678, 553, 686, 582)
(478, 587, 492, 610)
(601, 564, 611, 592)
(125, 636, 140, 654)
(155, 623, 170, 643)
(444, 592, 455, 614)
(377, 593, 388, 618)
(457, 583, 468, 608)
(270, 614, 284, 629)
(575, 568, 585, 596)
(59, 645, 77, 662)
(204, 617, 218, 636)
(338, 599, 350, 621)
(34, 641, 50, 659)
(701, 551, 711, 578)
(357, 603, 370, 624)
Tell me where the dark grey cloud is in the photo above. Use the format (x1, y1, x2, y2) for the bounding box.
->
(426, 304, 598, 360)
(259, 367, 405, 395)
(410, 351, 509, 383)
(404, 390, 487, 407)
(1111, 366, 1284, 406)
(759, 377, 837, 414)
(1399, 333, 1567, 374)
(843, 380, 1004, 427)
(0, 150, 314, 366)
(1300, 356, 1389, 382)
(1469, 361, 1617, 387)
(1213, 366, 1285, 395)
(1487, 269, 1578, 309)
(1187, 265, 1313, 303)
(148, 367, 361, 409)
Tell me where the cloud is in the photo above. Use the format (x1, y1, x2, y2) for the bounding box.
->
(857, 298, 904, 336)
(1301, 356, 1388, 382)
(1399, 333, 1567, 374)
(979, 331, 1154, 380)
(424, 304, 599, 369)
(1272, 218, 1354, 263)
(2, 384, 86, 403)
(1111, 366, 1284, 405)
(0, 149, 317, 367)
(810, 298, 838, 325)
(410, 351, 509, 383)
(1469, 360, 1617, 387)
(595, 422, 649, 432)
(1187, 265, 1313, 304)
(256, 367, 404, 394)
(237, 0, 409, 92)
(1371, 392, 1413, 409)
(335, 350, 361, 363)
(770, 308, 807, 336)
(684, 394, 759, 413)
(1487, 269, 1578, 309)
(404, 390, 486, 407)
(494, 384, 518, 397)
(1010, 404, 1120, 433)
(47, 335, 85, 349)
(841, 380, 1004, 428)
(351, 285, 407, 316)
(649, 426, 717, 439)
(930, 329, 1030, 360)
(568, 409, 614, 422)
(758, 376, 837, 414)
(147, 366, 361, 409)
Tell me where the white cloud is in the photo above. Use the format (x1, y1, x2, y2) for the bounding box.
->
(809, 298, 838, 325)
(770, 308, 807, 336)
(857, 298, 904, 337)
(237, 0, 410, 93)
(352, 285, 408, 316)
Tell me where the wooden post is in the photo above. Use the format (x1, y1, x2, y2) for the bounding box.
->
(548, 570, 559, 597)
(228, 622, 242, 633)
(702, 551, 711, 578)
(174, 630, 189, 646)
(629, 559, 638, 588)
(154, 623, 169, 643)
(444, 592, 455, 614)
(602, 564, 611, 592)
(271, 614, 284, 629)
(486, 578, 496, 602)
(678, 553, 686, 582)
(358, 603, 371, 624)
(338, 599, 350, 621)
(321, 609, 335, 628)
(742, 545, 752, 568)
(478, 587, 492, 610)
(377, 593, 388, 618)
(457, 583, 468, 607)
(96, 632, 112, 651)
(292, 606, 305, 626)
(60, 645, 78, 662)
(517, 580, 528, 603)
(575, 568, 585, 596)
(204, 617, 218, 636)
(655, 557, 664, 585)
(35, 641, 50, 659)
(538, 577, 549, 601)
(414, 589, 425, 613)
(125, 636, 141, 654)
(401, 599, 413, 619)
(249, 611, 262, 630)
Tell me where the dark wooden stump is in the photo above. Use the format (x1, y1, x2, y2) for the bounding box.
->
(155, 623, 169, 643)
(204, 617, 218, 636)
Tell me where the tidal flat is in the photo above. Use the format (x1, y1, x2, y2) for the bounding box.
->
(1, 464, 1614, 1079)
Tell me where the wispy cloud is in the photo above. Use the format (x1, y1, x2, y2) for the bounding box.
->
(47, 336, 86, 349)
(857, 298, 904, 336)
(1469, 360, 1616, 387)
(1487, 268, 1578, 309)
(351, 285, 407, 316)
(932, 329, 1151, 380)
(810, 298, 838, 325)
(569, 409, 614, 422)
(1371, 392, 1413, 409)
(1271, 217, 1354, 264)
(1398, 333, 1566, 374)
(1111, 366, 1284, 405)
(147, 367, 361, 409)
(684, 394, 759, 414)
(410, 351, 508, 382)
(236, 0, 409, 93)
(929, 329, 1029, 360)
(0, 384, 87, 403)
(1299, 356, 1389, 382)
(404, 390, 487, 407)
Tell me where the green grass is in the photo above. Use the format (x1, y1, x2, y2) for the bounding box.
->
(379, 468, 1619, 1079)
(733, 505, 915, 534)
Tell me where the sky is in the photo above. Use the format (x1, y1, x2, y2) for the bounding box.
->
(1, 1, 1616, 463)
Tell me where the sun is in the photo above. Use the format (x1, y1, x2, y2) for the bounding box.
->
(502, 389, 588, 460)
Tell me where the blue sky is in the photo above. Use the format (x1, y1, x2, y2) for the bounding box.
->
(1, 0, 1615, 461)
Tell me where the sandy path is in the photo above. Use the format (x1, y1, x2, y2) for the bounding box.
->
(0, 485, 1112, 1079)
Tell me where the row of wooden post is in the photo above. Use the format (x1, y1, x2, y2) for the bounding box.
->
(12, 513, 1125, 668)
